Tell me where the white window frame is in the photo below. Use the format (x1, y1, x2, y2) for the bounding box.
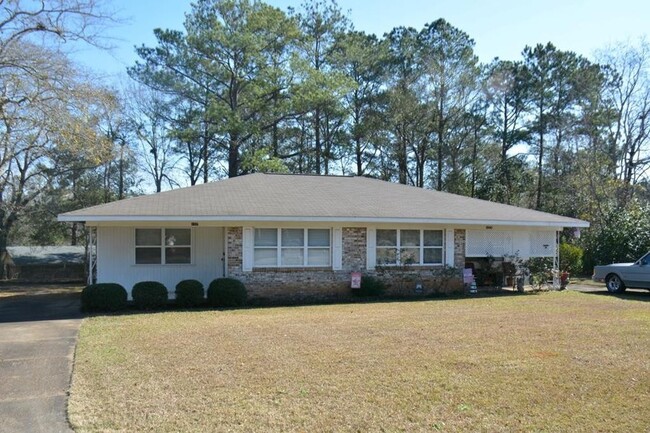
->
(376, 229, 444, 266)
(134, 228, 193, 265)
(253, 228, 331, 268)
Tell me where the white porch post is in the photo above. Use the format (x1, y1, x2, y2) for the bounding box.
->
(87, 226, 97, 285)
(552, 230, 560, 289)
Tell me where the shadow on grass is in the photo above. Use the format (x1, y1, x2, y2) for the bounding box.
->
(82, 288, 538, 317)
(0, 283, 83, 323)
(578, 289, 650, 303)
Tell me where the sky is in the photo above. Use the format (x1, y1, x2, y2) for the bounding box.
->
(71, 0, 650, 79)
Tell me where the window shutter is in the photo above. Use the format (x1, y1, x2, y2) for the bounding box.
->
(242, 227, 253, 272)
(366, 227, 376, 270)
(445, 229, 455, 267)
(332, 227, 343, 270)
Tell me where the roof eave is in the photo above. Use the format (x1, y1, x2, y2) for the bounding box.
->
(57, 214, 590, 228)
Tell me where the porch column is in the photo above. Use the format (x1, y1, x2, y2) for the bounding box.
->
(86, 226, 97, 285)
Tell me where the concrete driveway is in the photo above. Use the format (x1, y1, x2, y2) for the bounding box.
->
(0, 286, 82, 433)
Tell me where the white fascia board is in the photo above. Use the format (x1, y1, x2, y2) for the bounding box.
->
(57, 214, 590, 228)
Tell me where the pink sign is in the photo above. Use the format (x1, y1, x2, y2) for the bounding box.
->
(351, 272, 362, 289)
(463, 268, 474, 284)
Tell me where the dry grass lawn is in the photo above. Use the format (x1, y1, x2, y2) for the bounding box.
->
(0, 283, 82, 298)
(70, 291, 650, 432)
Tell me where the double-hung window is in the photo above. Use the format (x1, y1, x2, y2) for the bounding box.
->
(376, 229, 444, 265)
(135, 228, 192, 265)
(253, 228, 331, 267)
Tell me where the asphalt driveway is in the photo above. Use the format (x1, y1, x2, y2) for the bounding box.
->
(0, 286, 82, 433)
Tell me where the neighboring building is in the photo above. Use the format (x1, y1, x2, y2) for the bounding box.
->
(4, 246, 85, 282)
(58, 174, 588, 301)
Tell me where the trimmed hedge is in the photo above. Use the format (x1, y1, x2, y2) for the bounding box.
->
(353, 275, 386, 297)
(207, 278, 247, 307)
(81, 283, 128, 312)
(132, 281, 168, 310)
(175, 279, 205, 308)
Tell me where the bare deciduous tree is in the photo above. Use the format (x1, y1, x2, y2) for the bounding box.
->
(0, 0, 118, 275)
(597, 39, 650, 203)
(124, 84, 179, 193)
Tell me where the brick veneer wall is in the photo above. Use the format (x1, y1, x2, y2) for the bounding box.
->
(454, 229, 466, 268)
(342, 227, 366, 271)
(226, 226, 464, 303)
(227, 227, 243, 274)
(229, 267, 352, 302)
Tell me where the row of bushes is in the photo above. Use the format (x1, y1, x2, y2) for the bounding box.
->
(81, 278, 247, 312)
(353, 275, 386, 297)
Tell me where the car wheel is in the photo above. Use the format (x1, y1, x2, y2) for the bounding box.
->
(605, 274, 626, 293)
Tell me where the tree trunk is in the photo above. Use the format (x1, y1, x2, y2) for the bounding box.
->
(0, 221, 11, 280)
(436, 87, 446, 191)
(71, 222, 78, 246)
(536, 118, 544, 210)
(471, 126, 478, 198)
(118, 144, 125, 200)
(202, 130, 209, 183)
(228, 134, 240, 178)
(355, 136, 363, 176)
(315, 108, 321, 175)
(398, 133, 408, 185)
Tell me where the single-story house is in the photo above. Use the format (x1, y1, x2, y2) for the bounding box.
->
(58, 173, 589, 301)
(3, 246, 85, 282)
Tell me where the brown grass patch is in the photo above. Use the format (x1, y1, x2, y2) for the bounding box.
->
(69, 292, 650, 432)
(0, 283, 82, 298)
(571, 277, 603, 287)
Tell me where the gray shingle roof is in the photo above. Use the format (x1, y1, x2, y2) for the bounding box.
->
(58, 173, 589, 227)
(7, 246, 85, 266)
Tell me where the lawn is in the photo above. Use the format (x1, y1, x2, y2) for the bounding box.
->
(0, 283, 82, 298)
(69, 291, 650, 432)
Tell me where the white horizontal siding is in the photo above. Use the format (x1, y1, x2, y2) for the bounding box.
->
(97, 226, 224, 299)
(466, 229, 557, 259)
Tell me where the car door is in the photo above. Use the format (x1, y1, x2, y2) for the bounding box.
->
(622, 253, 650, 288)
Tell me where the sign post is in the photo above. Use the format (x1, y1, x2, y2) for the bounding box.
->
(351, 272, 362, 289)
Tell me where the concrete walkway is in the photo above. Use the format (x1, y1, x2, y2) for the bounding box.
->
(0, 290, 81, 433)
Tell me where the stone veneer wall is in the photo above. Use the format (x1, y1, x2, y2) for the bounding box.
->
(454, 229, 466, 269)
(226, 226, 464, 303)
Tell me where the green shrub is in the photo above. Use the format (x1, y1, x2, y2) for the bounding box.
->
(81, 283, 128, 312)
(353, 275, 386, 297)
(526, 257, 553, 275)
(559, 243, 584, 275)
(525, 257, 554, 291)
(175, 279, 204, 308)
(581, 200, 650, 271)
(132, 281, 168, 310)
(207, 278, 247, 307)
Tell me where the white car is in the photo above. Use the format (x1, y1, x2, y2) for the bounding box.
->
(592, 252, 650, 293)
